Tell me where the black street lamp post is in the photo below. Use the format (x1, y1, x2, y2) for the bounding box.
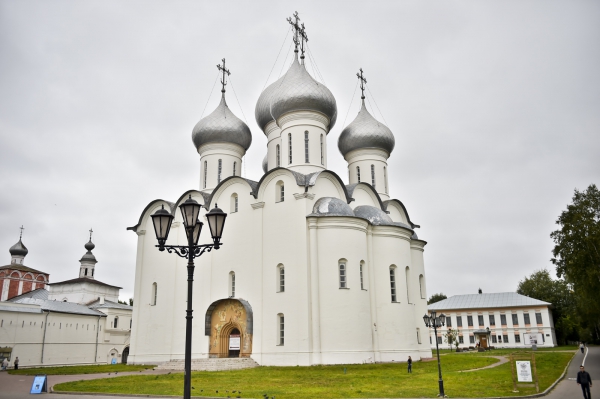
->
(151, 196, 227, 399)
(423, 311, 447, 398)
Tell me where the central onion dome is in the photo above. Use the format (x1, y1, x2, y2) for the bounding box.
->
(255, 55, 337, 132)
(338, 101, 395, 157)
(192, 95, 252, 151)
(9, 239, 28, 257)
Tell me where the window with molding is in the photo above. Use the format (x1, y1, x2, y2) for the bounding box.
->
(151, 282, 157, 306)
(339, 261, 347, 288)
(390, 266, 397, 302)
(278, 313, 285, 345)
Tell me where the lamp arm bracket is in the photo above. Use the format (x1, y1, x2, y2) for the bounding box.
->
(155, 243, 220, 259)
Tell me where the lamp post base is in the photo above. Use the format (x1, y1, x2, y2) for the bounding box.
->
(438, 379, 446, 398)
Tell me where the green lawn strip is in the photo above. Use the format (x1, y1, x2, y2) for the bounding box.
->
(9, 363, 153, 375)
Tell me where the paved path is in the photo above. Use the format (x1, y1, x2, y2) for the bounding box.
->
(459, 355, 509, 372)
(543, 346, 598, 399)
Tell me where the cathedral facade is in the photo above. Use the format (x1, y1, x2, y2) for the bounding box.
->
(127, 25, 432, 366)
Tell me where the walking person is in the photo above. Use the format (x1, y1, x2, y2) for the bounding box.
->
(577, 365, 592, 399)
(407, 356, 412, 373)
(580, 342, 585, 354)
(1, 357, 8, 371)
(13, 357, 19, 370)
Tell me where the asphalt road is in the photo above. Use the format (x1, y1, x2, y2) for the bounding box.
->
(0, 348, 597, 399)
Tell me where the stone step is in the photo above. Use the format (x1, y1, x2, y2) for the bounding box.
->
(157, 357, 259, 371)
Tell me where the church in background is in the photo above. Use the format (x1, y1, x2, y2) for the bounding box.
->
(127, 15, 432, 367)
(0, 231, 133, 367)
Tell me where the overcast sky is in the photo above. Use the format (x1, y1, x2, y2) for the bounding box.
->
(1, 1, 598, 302)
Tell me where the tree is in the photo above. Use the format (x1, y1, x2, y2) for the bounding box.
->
(428, 293, 447, 305)
(444, 328, 460, 352)
(517, 269, 578, 344)
(551, 184, 600, 343)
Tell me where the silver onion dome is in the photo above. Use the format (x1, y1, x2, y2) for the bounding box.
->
(192, 95, 252, 151)
(311, 197, 354, 217)
(262, 154, 268, 173)
(338, 101, 395, 157)
(268, 56, 337, 130)
(80, 239, 97, 264)
(9, 239, 28, 257)
(353, 205, 394, 226)
(255, 75, 285, 133)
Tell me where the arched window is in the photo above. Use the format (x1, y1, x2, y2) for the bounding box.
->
(384, 166, 388, 193)
(114, 316, 118, 329)
(357, 166, 361, 183)
(276, 181, 284, 202)
(277, 264, 285, 292)
(288, 133, 292, 164)
(339, 260, 347, 288)
(419, 275, 425, 299)
(231, 193, 238, 213)
(233, 161, 237, 177)
(217, 159, 222, 183)
(360, 261, 365, 290)
(203, 161, 207, 189)
(84, 268, 88, 276)
(91, 269, 94, 277)
(229, 271, 235, 297)
(151, 282, 157, 306)
(390, 266, 397, 302)
(277, 313, 285, 345)
(276, 144, 281, 167)
(405, 266, 411, 303)
(304, 131, 309, 163)
(320, 134, 324, 165)
(371, 164, 376, 188)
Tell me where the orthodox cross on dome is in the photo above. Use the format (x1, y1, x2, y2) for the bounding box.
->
(89, 228, 93, 241)
(217, 58, 231, 94)
(356, 68, 368, 100)
(19, 225, 24, 239)
(298, 23, 308, 61)
(287, 11, 302, 54)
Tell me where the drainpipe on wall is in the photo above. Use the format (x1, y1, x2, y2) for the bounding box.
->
(94, 316, 101, 363)
(40, 310, 50, 364)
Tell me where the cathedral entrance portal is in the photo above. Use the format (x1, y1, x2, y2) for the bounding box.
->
(205, 298, 253, 358)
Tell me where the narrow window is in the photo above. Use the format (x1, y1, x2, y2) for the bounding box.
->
(457, 316, 463, 327)
(390, 267, 397, 302)
(91, 269, 94, 276)
(151, 282, 157, 306)
(515, 334, 521, 343)
(478, 315, 484, 326)
(278, 314, 285, 345)
(130, 319, 132, 329)
(339, 262, 347, 288)
(217, 159, 222, 183)
(276, 181, 285, 202)
(304, 131, 309, 163)
(416, 328, 421, 344)
(469, 336, 475, 344)
(114, 316, 118, 329)
(501, 314, 507, 325)
(203, 161, 207, 189)
(459, 336, 464, 344)
(384, 167, 388, 193)
(233, 161, 237, 177)
(359, 261, 364, 290)
(371, 164, 375, 188)
(419, 275, 425, 299)
(512, 314, 519, 326)
(357, 166, 361, 183)
(231, 194, 238, 213)
(288, 133, 292, 164)
(276, 144, 281, 167)
(492, 335, 497, 343)
(230, 272, 236, 297)
(278, 265, 285, 292)
(489, 315, 496, 326)
(502, 334, 509, 343)
(405, 266, 410, 303)
(535, 313, 543, 324)
(446, 317, 452, 327)
(524, 313, 531, 325)
(437, 336, 442, 344)
(467, 316, 473, 326)
(498, 335, 502, 343)
(320, 134, 324, 165)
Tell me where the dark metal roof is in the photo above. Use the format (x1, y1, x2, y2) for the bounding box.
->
(48, 277, 121, 289)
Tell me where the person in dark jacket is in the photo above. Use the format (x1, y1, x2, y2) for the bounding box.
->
(407, 356, 412, 373)
(577, 365, 592, 399)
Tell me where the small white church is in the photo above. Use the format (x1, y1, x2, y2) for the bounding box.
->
(127, 18, 432, 366)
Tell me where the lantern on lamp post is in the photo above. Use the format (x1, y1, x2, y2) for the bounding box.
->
(423, 311, 447, 397)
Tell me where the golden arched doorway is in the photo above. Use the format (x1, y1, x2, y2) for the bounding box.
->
(206, 299, 252, 358)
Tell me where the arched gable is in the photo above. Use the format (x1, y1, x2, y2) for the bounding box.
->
(127, 199, 175, 233)
(205, 176, 256, 210)
(310, 171, 352, 203)
(346, 183, 384, 210)
(255, 168, 300, 202)
(382, 199, 419, 228)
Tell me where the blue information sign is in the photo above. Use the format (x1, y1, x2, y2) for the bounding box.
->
(30, 375, 47, 394)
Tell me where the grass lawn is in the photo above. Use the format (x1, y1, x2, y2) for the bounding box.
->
(8, 363, 154, 375)
(53, 350, 574, 398)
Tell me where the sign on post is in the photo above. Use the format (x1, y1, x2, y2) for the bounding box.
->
(516, 361, 532, 382)
(510, 353, 539, 393)
(30, 375, 47, 394)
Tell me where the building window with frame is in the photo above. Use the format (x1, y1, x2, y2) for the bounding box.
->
(457, 316, 463, 327)
(405, 266, 411, 303)
(524, 313, 531, 325)
(304, 131, 309, 163)
(502, 334, 509, 343)
(357, 166, 361, 182)
(467, 315, 473, 326)
(278, 314, 284, 345)
(384, 166, 388, 193)
(446, 317, 452, 327)
(359, 261, 365, 290)
(231, 194, 238, 213)
(320, 134, 324, 165)
(339, 261, 347, 288)
(416, 328, 421, 344)
(217, 159, 222, 183)
(497, 335, 502, 343)
(114, 316, 118, 329)
(459, 335, 464, 344)
(288, 133, 292, 164)
(203, 161, 207, 189)
(371, 164, 376, 188)
(419, 275, 425, 299)
(514, 334, 521, 343)
(276, 144, 280, 167)
(151, 282, 157, 306)
(233, 161, 237, 176)
(229, 271, 235, 297)
(512, 314, 519, 326)
(489, 315, 496, 326)
(437, 336, 442, 344)
(500, 314, 507, 325)
(390, 266, 397, 302)
(278, 264, 284, 292)
(478, 315, 484, 326)
(469, 335, 475, 344)
(276, 181, 284, 202)
(535, 313, 543, 324)
(491, 335, 497, 343)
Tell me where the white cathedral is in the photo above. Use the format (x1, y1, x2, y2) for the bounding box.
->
(127, 20, 432, 366)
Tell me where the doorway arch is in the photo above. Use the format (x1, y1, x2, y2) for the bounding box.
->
(205, 298, 253, 358)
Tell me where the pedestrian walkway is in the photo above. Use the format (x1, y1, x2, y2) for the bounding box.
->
(543, 346, 598, 399)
